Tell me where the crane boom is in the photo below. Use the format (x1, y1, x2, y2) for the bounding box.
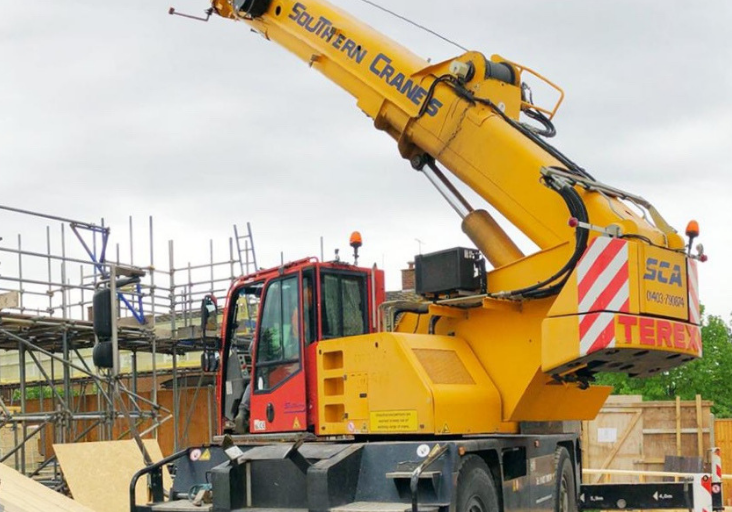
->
(213, 0, 683, 276)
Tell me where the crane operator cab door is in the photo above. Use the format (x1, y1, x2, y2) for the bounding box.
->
(246, 265, 375, 434)
(249, 273, 310, 433)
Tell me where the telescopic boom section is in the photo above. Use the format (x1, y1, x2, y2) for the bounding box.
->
(213, 0, 684, 270)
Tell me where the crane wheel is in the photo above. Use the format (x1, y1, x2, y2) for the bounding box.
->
(554, 447, 577, 512)
(456, 455, 499, 512)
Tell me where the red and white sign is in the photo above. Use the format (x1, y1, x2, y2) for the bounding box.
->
(688, 259, 700, 325)
(577, 237, 630, 356)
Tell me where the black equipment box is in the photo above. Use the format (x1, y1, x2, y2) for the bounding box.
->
(415, 247, 483, 296)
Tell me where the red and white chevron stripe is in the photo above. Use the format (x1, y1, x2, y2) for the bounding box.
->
(693, 474, 712, 512)
(688, 259, 700, 325)
(712, 447, 722, 484)
(577, 237, 630, 356)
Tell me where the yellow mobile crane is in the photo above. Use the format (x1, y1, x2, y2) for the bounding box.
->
(128, 1, 708, 511)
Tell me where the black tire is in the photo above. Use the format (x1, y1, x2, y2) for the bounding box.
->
(456, 455, 500, 512)
(554, 447, 577, 512)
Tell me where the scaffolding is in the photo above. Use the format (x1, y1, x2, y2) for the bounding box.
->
(0, 204, 257, 485)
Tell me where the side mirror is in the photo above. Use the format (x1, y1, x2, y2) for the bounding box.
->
(200, 294, 219, 339)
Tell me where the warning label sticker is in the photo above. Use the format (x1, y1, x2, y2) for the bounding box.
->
(369, 410, 418, 433)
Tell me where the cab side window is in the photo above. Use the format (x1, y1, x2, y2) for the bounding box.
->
(303, 271, 317, 344)
(321, 272, 367, 339)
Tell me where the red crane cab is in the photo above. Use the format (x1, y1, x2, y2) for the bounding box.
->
(216, 257, 385, 436)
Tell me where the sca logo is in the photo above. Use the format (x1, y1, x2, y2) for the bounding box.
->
(643, 258, 683, 287)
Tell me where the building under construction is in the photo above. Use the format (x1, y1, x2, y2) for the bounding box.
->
(0, 203, 258, 487)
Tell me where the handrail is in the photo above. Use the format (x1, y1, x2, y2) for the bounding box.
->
(411, 444, 451, 512)
(129, 447, 191, 512)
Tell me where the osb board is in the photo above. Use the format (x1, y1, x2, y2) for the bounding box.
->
(0, 462, 96, 512)
(53, 440, 172, 512)
(583, 396, 713, 483)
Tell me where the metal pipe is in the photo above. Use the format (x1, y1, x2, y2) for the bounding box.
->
(39, 367, 46, 461)
(248, 222, 258, 269)
(0, 204, 104, 231)
(13, 422, 19, 470)
(229, 237, 235, 280)
(111, 265, 119, 376)
(207, 384, 214, 442)
(46, 226, 53, 315)
(63, 329, 71, 443)
(234, 224, 243, 275)
(117, 382, 170, 414)
(0, 275, 97, 291)
(186, 262, 192, 328)
(80, 265, 85, 319)
(0, 328, 114, 405)
(50, 352, 60, 447)
(170, 260, 235, 272)
(210, 239, 215, 294)
(61, 223, 68, 319)
(17, 234, 24, 313)
(172, 349, 179, 452)
(129, 216, 134, 265)
(18, 343, 26, 473)
(421, 163, 472, 218)
(131, 351, 138, 397)
(137, 413, 172, 438)
(150, 216, 158, 419)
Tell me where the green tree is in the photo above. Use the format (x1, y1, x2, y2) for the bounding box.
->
(595, 309, 732, 417)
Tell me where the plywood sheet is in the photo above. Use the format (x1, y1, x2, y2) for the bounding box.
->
(53, 440, 172, 512)
(0, 462, 96, 512)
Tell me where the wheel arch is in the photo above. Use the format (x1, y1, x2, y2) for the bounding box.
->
(557, 439, 581, 496)
(462, 449, 504, 512)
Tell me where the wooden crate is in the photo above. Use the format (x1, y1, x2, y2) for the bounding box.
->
(582, 395, 713, 483)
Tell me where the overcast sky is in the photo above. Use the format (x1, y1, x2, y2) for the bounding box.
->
(1, 1, 730, 319)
